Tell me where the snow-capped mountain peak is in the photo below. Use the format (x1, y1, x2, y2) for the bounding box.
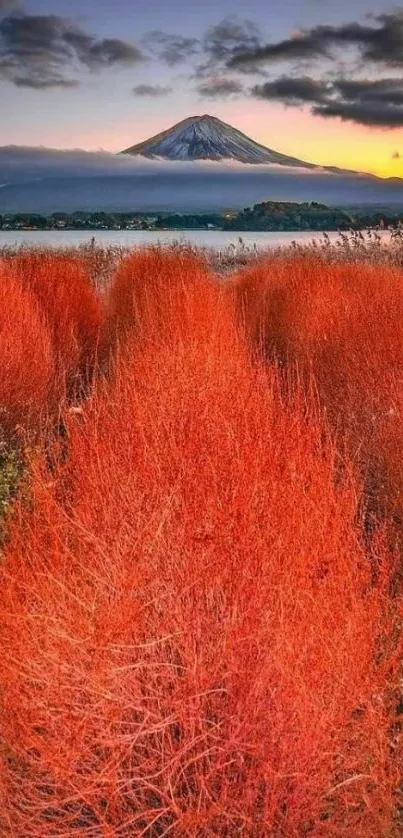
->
(120, 114, 317, 168)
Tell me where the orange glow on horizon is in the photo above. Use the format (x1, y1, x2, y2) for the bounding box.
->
(244, 104, 403, 180)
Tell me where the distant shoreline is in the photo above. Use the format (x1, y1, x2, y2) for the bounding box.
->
(0, 226, 391, 233)
(2, 200, 403, 234)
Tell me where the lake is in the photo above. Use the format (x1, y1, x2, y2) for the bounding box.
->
(0, 228, 385, 250)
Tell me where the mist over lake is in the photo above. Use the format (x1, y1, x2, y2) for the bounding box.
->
(1, 147, 403, 214)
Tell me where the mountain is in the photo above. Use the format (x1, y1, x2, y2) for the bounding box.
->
(121, 114, 318, 168)
(1, 124, 403, 213)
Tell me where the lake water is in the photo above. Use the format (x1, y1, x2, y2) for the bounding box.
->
(0, 228, 383, 251)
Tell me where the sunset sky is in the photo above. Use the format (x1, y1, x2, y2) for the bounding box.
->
(1, 0, 403, 177)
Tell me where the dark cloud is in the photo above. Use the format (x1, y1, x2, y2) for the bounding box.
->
(14, 75, 78, 89)
(362, 12, 403, 65)
(313, 99, 403, 127)
(142, 30, 199, 66)
(198, 17, 265, 75)
(0, 12, 145, 89)
(228, 35, 328, 70)
(132, 83, 171, 96)
(334, 78, 403, 107)
(197, 76, 243, 98)
(228, 31, 329, 69)
(316, 78, 403, 127)
(203, 17, 262, 63)
(250, 73, 403, 128)
(67, 34, 143, 68)
(229, 11, 403, 70)
(252, 76, 329, 105)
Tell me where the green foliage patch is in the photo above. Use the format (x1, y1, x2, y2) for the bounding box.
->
(0, 446, 23, 541)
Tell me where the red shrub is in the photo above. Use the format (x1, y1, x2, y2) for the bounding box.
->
(0, 273, 400, 836)
(0, 263, 55, 442)
(232, 256, 403, 538)
(13, 251, 103, 398)
(102, 246, 211, 360)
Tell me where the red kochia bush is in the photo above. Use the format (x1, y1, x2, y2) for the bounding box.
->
(232, 256, 403, 538)
(102, 246, 211, 360)
(0, 263, 55, 442)
(13, 251, 103, 397)
(0, 271, 401, 836)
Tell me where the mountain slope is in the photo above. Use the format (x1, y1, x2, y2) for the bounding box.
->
(121, 114, 318, 168)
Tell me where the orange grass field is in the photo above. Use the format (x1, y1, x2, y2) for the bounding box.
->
(0, 247, 402, 836)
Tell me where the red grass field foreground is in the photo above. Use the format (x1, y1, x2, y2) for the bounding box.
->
(232, 255, 403, 542)
(11, 251, 103, 399)
(0, 259, 401, 836)
(0, 262, 55, 443)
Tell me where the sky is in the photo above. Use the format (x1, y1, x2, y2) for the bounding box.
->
(0, 0, 403, 177)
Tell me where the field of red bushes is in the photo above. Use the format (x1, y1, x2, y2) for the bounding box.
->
(0, 246, 402, 836)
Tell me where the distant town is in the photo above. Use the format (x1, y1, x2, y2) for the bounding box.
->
(1, 202, 403, 233)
